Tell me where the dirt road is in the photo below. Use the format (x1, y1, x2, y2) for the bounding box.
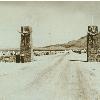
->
(0, 53, 99, 100)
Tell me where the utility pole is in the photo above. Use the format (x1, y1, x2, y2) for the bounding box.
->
(48, 32, 52, 54)
(92, 15, 94, 25)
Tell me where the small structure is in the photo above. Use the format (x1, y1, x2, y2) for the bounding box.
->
(19, 26, 32, 62)
(87, 26, 100, 62)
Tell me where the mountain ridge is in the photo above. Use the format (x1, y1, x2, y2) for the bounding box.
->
(42, 35, 87, 50)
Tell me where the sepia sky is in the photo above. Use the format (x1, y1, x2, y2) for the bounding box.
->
(0, 1, 100, 48)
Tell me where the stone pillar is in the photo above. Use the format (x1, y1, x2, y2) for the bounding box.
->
(87, 26, 100, 62)
(20, 26, 32, 62)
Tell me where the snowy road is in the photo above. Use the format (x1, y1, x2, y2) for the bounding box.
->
(0, 53, 100, 100)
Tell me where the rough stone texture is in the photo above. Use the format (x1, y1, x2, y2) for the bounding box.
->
(20, 26, 32, 62)
(87, 26, 100, 62)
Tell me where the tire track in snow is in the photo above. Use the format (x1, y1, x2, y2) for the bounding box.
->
(6, 54, 69, 100)
(46, 56, 69, 100)
(64, 61, 80, 100)
(19, 54, 64, 71)
(22, 54, 67, 91)
(76, 62, 99, 100)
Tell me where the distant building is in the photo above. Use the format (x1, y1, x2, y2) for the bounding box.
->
(87, 26, 100, 62)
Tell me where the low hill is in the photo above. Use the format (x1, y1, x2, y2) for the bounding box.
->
(42, 36, 87, 50)
(63, 36, 87, 49)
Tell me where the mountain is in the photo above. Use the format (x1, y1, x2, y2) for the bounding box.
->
(42, 36, 87, 50)
(63, 36, 87, 49)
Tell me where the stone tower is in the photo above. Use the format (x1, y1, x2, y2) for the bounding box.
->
(20, 26, 32, 62)
(87, 26, 100, 62)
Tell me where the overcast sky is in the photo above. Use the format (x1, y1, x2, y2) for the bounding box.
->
(0, 1, 100, 48)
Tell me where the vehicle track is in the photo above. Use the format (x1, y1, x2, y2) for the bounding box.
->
(76, 62, 99, 100)
(20, 53, 67, 91)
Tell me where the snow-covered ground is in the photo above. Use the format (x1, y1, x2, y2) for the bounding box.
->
(0, 52, 100, 100)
